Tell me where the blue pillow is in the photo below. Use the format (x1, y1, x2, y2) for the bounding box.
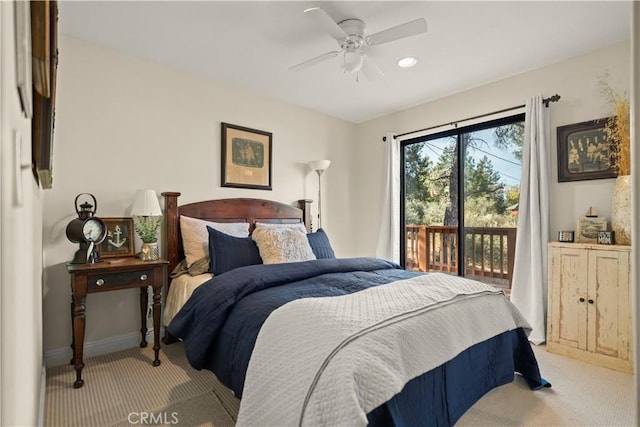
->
(207, 226, 262, 275)
(307, 228, 336, 259)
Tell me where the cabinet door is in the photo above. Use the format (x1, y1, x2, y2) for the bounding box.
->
(587, 249, 631, 361)
(549, 246, 588, 350)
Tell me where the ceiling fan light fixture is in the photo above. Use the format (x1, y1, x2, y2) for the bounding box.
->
(343, 51, 364, 73)
(291, 8, 428, 79)
(397, 56, 418, 68)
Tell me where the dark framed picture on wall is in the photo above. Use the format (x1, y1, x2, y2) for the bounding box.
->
(30, 0, 58, 189)
(556, 118, 617, 182)
(99, 218, 135, 258)
(221, 122, 272, 190)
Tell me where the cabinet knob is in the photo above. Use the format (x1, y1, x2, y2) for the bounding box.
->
(579, 297, 585, 302)
(588, 299, 594, 304)
(140, 274, 148, 281)
(96, 278, 104, 286)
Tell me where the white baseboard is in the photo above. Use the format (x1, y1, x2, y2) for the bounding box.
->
(44, 328, 162, 367)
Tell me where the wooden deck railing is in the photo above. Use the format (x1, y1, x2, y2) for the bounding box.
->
(405, 225, 517, 287)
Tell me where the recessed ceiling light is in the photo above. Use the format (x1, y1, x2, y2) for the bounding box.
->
(397, 57, 418, 68)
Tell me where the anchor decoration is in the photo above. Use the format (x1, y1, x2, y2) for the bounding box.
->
(107, 225, 127, 249)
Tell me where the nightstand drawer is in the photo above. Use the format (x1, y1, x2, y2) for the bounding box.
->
(88, 269, 154, 291)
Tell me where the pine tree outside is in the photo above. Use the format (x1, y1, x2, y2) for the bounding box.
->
(403, 115, 524, 294)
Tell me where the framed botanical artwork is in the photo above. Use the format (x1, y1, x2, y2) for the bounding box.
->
(575, 217, 607, 243)
(221, 122, 272, 190)
(99, 218, 135, 258)
(557, 118, 617, 182)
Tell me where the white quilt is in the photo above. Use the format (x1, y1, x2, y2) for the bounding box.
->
(236, 273, 531, 427)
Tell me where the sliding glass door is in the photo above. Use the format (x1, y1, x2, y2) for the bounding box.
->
(401, 114, 524, 293)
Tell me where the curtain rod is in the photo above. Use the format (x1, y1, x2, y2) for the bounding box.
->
(383, 94, 561, 142)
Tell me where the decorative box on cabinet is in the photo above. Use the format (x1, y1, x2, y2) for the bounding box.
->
(547, 241, 632, 373)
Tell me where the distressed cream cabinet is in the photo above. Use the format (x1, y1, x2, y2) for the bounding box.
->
(547, 242, 632, 373)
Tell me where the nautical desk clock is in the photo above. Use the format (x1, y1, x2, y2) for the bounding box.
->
(65, 193, 107, 264)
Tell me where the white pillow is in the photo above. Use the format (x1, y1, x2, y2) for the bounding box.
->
(251, 227, 316, 264)
(180, 215, 249, 267)
(255, 221, 307, 233)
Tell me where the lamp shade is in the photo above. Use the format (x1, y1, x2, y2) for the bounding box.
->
(308, 160, 331, 172)
(131, 189, 162, 216)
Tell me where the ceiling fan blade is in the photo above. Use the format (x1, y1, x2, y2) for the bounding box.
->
(304, 7, 346, 40)
(289, 51, 341, 71)
(366, 18, 427, 46)
(361, 57, 384, 81)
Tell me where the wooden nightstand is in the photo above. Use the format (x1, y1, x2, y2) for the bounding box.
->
(66, 257, 168, 388)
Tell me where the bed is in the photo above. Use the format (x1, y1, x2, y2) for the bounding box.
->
(162, 192, 549, 426)
(161, 193, 313, 341)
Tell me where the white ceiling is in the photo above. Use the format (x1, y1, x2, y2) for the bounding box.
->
(58, 1, 631, 124)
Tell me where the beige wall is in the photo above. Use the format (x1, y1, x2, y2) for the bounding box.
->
(44, 37, 632, 362)
(42, 36, 356, 355)
(352, 42, 631, 256)
(1, 2, 45, 425)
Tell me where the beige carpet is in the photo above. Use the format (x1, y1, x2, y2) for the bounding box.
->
(458, 345, 635, 426)
(45, 342, 635, 426)
(45, 343, 237, 427)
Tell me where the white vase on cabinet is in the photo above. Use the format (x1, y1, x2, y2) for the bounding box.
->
(611, 175, 631, 245)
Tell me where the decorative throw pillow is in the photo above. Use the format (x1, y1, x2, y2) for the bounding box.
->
(252, 226, 316, 264)
(307, 228, 336, 259)
(180, 216, 249, 268)
(255, 222, 307, 233)
(207, 226, 262, 275)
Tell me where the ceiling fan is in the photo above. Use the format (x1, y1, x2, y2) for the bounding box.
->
(289, 7, 428, 80)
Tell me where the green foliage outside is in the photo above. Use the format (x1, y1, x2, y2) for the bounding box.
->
(404, 122, 523, 274)
(404, 122, 523, 228)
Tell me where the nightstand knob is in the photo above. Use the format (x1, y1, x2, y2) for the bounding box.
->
(588, 299, 594, 304)
(140, 274, 148, 281)
(96, 278, 104, 286)
(579, 297, 585, 303)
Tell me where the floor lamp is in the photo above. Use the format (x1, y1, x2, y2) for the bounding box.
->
(308, 160, 331, 229)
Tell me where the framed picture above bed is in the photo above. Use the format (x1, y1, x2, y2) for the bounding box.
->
(556, 118, 617, 182)
(99, 217, 135, 258)
(221, 122, 272, 190)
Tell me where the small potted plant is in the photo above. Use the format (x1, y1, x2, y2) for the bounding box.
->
(131, 190, 163, 260)
(133, 216, 162, 260)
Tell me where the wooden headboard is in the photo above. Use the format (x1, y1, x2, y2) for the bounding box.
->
(161, 192, 311, 278)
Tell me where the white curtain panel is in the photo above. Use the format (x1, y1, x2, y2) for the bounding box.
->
(376, 132, 400, 263)
(510, 95, 550, 345)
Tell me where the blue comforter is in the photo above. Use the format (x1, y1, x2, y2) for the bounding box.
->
(169, 257, 548, 426)
(169, 257, 421, 396)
